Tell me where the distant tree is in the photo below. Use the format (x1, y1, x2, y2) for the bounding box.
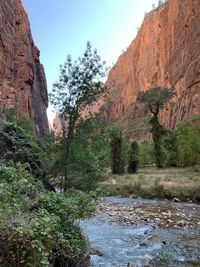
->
(137, 87, 175, 168)
(127, 141, 139, 173)
(110, 126, 125, 175)
(49, 41, 107, 190)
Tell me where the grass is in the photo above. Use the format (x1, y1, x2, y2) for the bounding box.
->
(98, 166, 200, 202)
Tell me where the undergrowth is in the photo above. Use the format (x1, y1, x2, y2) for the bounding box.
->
(0, 163, 96, 266)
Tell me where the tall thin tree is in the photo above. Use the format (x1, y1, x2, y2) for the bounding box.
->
(49, 41, 107, 190)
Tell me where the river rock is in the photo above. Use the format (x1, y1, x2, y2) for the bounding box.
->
(127, 261, 137, 267)
(173, 197, 180, 202)
(89, 247, 103, 257)
(147, 235, 154, 240)
(143, 258, 152, 267)
(176, 220, 187, 227)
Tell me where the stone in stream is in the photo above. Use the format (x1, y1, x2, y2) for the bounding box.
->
(127, 261, 137, 267)
(143, 258, 152, 267)
(89, 247, 103, 257)
(139, 242, 148, 247)
(162, 240, 167, 245)
(176, 220, 187, 227)
(173, 197, 180, 202)
(147, 235, 154, 240)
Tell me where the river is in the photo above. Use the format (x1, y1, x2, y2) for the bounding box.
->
(81, 197, 200, 267)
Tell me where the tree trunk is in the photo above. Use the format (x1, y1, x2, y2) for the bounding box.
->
(150, 115, 164, 168)
(63, 113, 77, 191)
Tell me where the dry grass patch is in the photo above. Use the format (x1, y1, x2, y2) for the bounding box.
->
(99, 167, 200, 201)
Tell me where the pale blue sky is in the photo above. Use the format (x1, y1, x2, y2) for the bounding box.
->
(22, 0, 156, 122)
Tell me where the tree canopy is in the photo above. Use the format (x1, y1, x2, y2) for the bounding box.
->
(49, 41, 107, 122)
(137, 86, 175, 117)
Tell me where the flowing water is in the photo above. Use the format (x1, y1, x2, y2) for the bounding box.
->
(81, 197, 200, 267)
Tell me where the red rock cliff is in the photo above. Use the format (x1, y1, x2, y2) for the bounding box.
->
(0, 0, 49, 135)
(105, 0, 200, 139)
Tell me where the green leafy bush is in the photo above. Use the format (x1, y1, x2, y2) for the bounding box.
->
(164, 120, 200, 167)
(138, 141, 155, 166)
(127, 141, 139, 173)
(110, 125, 125, 175)
(0, 163, 95, 266)
(52, 114, 109, 191)
(0, 122, 55, 191)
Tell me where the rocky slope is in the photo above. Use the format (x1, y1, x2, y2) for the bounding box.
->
(0, 0, 49, 135)
(105, 0, 200, 140)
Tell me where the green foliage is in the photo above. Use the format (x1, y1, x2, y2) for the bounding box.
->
(0, 123, 44, 178)
(39, 134, 57, 174)
(52, 114, 109, 191)
(127, 141, 139, 173)
(3, 109, 35, 135)
(150, 116, 166, 168)
(138, 141, 155, 166)
(3, 108, 16, 122)
(110, 125, 125, 175)
(137, 87, 175, 114)
(137, 87, 175, 168)
(49, 41, 107, 190)
(0, 122, 56, 192)
(164, 120, 200, 167)
(0, 163, 95, 266)
(49, 41, 107, 116)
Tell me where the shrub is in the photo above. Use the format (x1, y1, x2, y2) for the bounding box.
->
(127, 141, 139, 173)
(139, 141, 155, 167)
(164, 120, 200, 167)
(52, 115, 109, 191)
(0, 163, 95, 266)
(0, 122, 55, 191)
(110, 126, 125, 175)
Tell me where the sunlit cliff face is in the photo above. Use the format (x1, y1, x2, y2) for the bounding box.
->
(103, 0, 200, 139)
(0, 0, 49, 135)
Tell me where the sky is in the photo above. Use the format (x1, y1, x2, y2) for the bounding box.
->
(22, 0, 156, 123)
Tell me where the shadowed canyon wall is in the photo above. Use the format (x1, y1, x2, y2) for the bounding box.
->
(0, 0, 49, 135)
(105, 0, 200, 140)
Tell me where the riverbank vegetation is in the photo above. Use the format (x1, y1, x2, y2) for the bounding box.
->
(98, 115, 200, 201)
(0, 163, 95, 266)
(98, 166, 200, 201)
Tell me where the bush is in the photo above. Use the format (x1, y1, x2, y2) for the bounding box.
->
(0, 122, 55, 191)
(110, 125, 125, 175)
(138, 141, 155, 167)
(52, 114, 109, 191)
(164, 120, 200, 167)
(0, 163, 95, 266)
(127, 141, 139, 173)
